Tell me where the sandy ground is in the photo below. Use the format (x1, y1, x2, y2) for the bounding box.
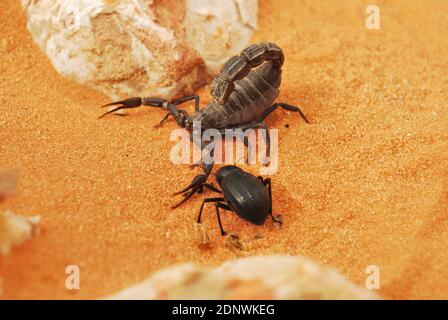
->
(1, 0, 448, 299)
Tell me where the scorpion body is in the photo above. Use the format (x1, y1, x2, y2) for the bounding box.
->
(100, 42, 309, 207)
(192, 43, 284, 129)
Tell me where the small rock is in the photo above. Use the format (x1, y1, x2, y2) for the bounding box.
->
(194, 223, 211, 249)
(225, 232, 248, 252)
(272, 214, 283, 228)
(0, 211, 41, 256)
(105, 255, 380, 300)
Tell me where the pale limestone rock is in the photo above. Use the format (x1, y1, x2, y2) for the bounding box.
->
(20, 0, 258, 100)
(106, 256, 380, 300)
(0, 211, 41, 256)
(184, 0, 258, 74)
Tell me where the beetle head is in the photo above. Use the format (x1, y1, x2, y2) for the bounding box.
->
(215, 165, 243, 184)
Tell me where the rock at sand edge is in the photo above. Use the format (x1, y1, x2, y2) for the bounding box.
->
(106, 255, 380, 300)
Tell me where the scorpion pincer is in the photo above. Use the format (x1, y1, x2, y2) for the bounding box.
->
(99, 42, 310, 208)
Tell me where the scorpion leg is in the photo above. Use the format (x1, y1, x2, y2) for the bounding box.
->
(153, 96, 198, 128)
(254, 122, 270, 163)
(154, 113, 170, 128)
(156, 109, 191, 128)
(257, 102, 310, 124)
(218, 127, 253, 164)
(228, 122, 270, 162)
(172, 95, 200, 112)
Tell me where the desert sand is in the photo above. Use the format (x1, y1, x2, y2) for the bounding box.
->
(0, 0, 447, 299)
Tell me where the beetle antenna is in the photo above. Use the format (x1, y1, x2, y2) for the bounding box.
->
(233, 156, 245, 165)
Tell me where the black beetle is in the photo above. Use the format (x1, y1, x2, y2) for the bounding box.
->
(197, 165, 281, 235)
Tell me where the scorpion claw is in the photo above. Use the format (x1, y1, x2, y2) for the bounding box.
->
(98, 107, 124, 119)
(173, 174, 206, 196)
(171, 174, 208, 208)
(171, 189, 195, 209)
(101, 97, 142, 108)
(99, 97, 143, 119)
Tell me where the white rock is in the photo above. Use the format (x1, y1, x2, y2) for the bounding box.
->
(185, 0, 257, 74)
(105, 255, 380, 300)
(21, 0, 258, 100)
(0, 211, 40, 256)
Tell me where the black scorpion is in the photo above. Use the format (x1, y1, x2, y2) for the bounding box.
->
(100, 42, 309, 207)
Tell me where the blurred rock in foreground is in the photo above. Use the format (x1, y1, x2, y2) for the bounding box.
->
(20, 0, 258, 100)
(0, 211, 40, 256)
(106, 255, 380, 300)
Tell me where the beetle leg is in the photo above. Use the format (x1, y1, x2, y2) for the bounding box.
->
(264, 177, 273, 217)
(196, 197, 225, 233)
(257, 102, 310, 124)
(215, 202, 231, 236)
(197, 198, 230, 236)
(197, 197, 224, 223)
(259, 177, 282, 226)
(204, 183, 222, 193)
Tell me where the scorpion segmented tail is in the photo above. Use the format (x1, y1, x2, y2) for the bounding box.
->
(210, 42, 284, 106)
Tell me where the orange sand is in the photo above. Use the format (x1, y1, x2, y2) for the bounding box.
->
(1, 0, 448, 299)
